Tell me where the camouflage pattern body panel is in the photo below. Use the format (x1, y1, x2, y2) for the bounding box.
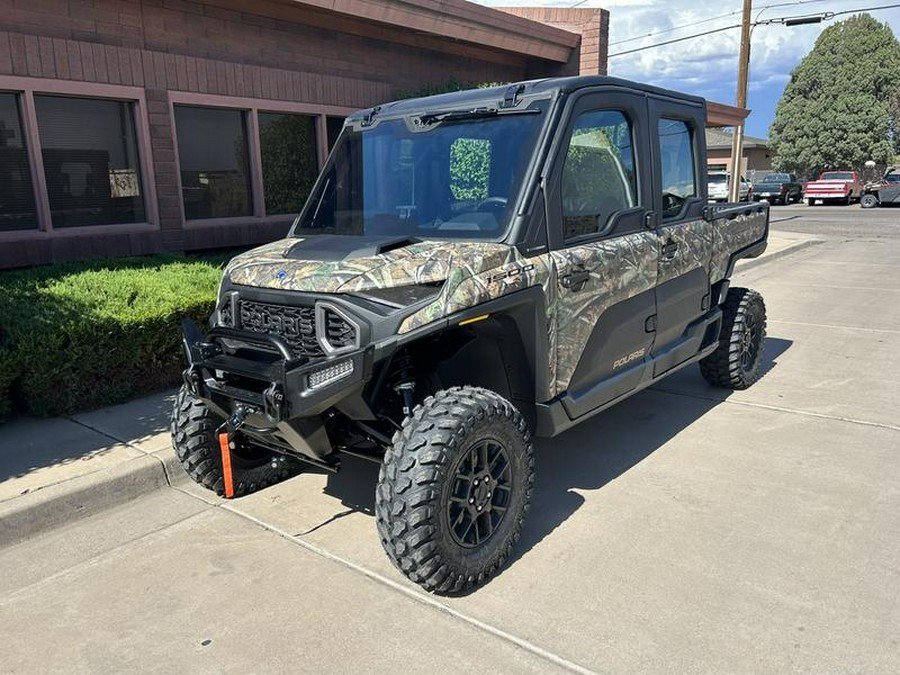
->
(398, 252, 558, 395)
(550, 231, 658, 395)
(708, 209, 768, 283)
(657, 218, 714, 285)
(226, 238, 518, 293)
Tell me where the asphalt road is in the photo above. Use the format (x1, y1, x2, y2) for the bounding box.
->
(2, 220, 899, 674)
(766, 202, 900, 238)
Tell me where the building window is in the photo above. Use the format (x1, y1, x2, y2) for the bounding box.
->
(327, 116, 344, 151)
(258, 112, 318, 216)
(174, 105, 253, 220)
(658, 118, 696, 219)
(35, 95, 146, 228)
(0, 93, 38, 231)
(561, 110, 636, 240)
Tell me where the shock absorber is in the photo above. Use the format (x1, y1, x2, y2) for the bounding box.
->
(391, 352, 416, 418)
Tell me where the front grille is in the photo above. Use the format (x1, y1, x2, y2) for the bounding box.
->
(219, 299, 357, 358)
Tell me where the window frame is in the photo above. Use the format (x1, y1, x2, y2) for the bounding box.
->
(648, 95, 707, 224)
(168, 91, 352, 228)
(559, 109, 640, 244)
(0, 76, 158, 239)
(545, 88, 651, 251)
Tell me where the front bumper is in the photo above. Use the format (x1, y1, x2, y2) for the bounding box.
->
(181, 319, 373, 458)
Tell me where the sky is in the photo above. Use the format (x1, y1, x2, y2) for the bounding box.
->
(476, 1, 900, 139)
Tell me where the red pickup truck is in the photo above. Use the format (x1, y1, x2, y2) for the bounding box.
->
(804, 171, 863, 205)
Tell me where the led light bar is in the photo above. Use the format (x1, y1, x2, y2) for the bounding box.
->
(308, 359, 354, 390)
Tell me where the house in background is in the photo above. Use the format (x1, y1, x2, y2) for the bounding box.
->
(706, 127, 773, 182)
(0, 0, 609, 269)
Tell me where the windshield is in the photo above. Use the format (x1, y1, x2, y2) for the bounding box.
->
(707, 174, 728, 185)
(822, 172, 854, 180)
(763, 173, 789, 182)
(293, 101, 549, 240)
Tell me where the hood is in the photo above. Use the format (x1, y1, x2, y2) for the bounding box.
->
(225, 235, 518, 294)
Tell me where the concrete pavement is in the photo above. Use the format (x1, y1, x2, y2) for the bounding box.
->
(2, 228, 899, 673)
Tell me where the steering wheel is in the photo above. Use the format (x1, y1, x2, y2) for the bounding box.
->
(475, 196, 508, 215)
(662, 192, 683, 215)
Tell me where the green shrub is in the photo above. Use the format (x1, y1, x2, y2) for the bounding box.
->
(0, 254, 225, 418)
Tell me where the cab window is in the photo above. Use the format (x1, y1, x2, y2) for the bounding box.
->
(560, 110, 637, 240)
(658, 118, 696, 218)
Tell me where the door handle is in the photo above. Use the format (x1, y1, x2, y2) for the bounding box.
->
(560, 269, 590, 291)
(661, 240, 678, 260)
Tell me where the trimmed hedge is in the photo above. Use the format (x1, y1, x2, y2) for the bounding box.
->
(0, 254, 227, 420)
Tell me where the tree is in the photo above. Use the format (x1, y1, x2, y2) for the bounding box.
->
(769, 14, 900, 178)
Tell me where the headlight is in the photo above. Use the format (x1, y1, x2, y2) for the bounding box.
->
(354, 282, 444, 308)
(308, 359, 354, 389)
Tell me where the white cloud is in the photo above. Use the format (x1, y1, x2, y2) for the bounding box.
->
(476, 0, 900, 133)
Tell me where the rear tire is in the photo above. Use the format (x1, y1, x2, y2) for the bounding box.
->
(170, 385, 301, 496)
(376, 386, 534, 594)
(806, 198, 815, 206)
(700, 288, 767, 390)
(861, 193, 879, 209)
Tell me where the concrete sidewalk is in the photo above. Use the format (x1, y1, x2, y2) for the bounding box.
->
(0, 232, 821, 547)
(0, 392, 181, 546)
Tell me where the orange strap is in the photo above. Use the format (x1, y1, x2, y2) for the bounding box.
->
(218, 432, 235, 499)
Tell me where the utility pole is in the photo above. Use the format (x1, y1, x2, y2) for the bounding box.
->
(729, 0, 753, 203)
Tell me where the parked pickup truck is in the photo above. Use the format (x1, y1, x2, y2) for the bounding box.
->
(861, 168, 900, 208)
(172, 75, 770, 594)
(804, 170, 863, 205)
(752, 172, 803, 205)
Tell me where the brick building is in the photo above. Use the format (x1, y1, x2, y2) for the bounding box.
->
(0, 0, 610, 268)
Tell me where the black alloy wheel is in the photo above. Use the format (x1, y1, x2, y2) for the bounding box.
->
(447, 439, 513, 548)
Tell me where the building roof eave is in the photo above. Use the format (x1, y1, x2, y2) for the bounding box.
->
(282, 0, 579, 63)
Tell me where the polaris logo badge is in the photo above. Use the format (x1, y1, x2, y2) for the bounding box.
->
(275, 270, 288, 281)
(613, 348, 646, 370)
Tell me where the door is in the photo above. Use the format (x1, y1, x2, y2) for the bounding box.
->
(648, 98, 714, 375)
(546, 89, 658, 418)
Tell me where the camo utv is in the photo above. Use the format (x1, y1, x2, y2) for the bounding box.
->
(173, 76, 769, 594)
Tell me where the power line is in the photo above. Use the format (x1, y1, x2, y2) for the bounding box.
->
(609, 24, 742, 57)
(608, 0, 832, 47)
(608, 2, 900, 58)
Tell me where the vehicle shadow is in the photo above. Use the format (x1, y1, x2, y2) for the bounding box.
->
(318, 336, 793, 588)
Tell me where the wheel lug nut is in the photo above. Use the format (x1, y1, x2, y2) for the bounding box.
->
(476, 505, 482, 511)
(487, 492, 492, 497)
(474, 479, 479, 486)
(469, 498, 474, 504)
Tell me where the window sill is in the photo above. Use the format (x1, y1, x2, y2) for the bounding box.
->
(0, 222, 158, 240)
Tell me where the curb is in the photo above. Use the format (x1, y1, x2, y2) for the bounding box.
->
(737, 237, 824, 272)
(0, 451, 180, 548)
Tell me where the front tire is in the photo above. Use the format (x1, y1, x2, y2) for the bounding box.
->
(376, 386, 534, 594)
(170, 385, 301, 496)
(700, 288, 767, 390)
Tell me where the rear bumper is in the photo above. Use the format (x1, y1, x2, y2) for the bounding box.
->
(804, 190, 849, 199)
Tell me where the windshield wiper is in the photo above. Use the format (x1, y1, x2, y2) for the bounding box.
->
(416, 106, 540, 127)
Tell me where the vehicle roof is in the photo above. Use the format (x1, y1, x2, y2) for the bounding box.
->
(346, 75, 707, 122)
